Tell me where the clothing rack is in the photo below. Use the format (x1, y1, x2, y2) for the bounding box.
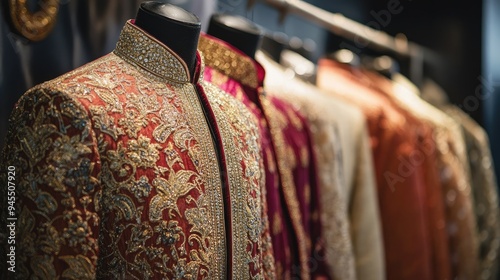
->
(249, 0, 441, 86)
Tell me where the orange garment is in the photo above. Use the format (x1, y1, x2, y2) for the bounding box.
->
(367, 72, 478, 280)
(317, 59, 451, 280)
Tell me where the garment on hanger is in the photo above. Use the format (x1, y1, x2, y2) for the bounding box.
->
(0, 20, 273, 279)
(317, 58, 450, 280)
(422, 79, 500, 280)
(259, 50, 355, 280)
(367, 70, 479, 280)
(199, 33, 329, 280)
(257, 50, 385, 280)
(199, 33, 286, 279)
(443, 106, 500, 280)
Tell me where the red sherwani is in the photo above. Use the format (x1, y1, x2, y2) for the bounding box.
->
(0, 20, 274, 279)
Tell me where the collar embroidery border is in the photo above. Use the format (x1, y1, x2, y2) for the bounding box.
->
(114, 20, 190, 83)
(198, 35, 259, 89)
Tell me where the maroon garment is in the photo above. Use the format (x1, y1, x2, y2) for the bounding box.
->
(200, 34, 329, 280)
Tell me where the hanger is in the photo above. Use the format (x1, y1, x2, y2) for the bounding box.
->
(248, 0, 434, 87)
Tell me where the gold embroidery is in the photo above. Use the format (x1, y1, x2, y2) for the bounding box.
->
(203, 81, 266, 279)
(1, 88, 100, 279)
(127, 135, 162, 168)
(286, 106, 303, 131)
(200, 47, 276, 278)
(149, 170, 199, 220)
(259, 94, 310, 280)
(259, 51, 357, 280)
(2, 29, 228, 278)
(260, 163, 277, 280)
(273, 212, 283, 235)
(60, 255, 95, 280)
(199, 35, 259, 88)
(89, 106, 125, 140)
(265, 146, 277, 174)
(114, 20, 190, 83)
(177, 82, 227, 279)
(153, 101, 182, 144)
(118, 109, 147, 139)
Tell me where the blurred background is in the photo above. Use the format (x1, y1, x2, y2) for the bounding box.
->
(0, 0, 498, 178)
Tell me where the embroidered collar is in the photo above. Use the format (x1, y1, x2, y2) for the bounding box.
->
(198, 34, 263, 89)
(114, 20, 192, 83)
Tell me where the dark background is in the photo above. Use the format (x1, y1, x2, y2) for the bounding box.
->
(1, 0, 498, 180)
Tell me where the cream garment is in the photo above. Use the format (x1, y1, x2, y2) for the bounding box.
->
(257, 51, 385, 280)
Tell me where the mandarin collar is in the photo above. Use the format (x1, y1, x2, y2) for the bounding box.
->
(114, 20, 203, 84)
(198, 33, 265, 89)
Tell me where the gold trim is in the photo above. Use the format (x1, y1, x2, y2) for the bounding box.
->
(114, 20, 190, 83)
(198, 35, 259, 88)
(203, 81, 265, 278)
(259, 92, 311, 280)
(11, 51, 227, 278)
(8, 0, 59, 42)
(177, 82, 227, 279)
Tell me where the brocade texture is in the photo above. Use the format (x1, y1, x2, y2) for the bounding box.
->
(0, 20, 270, 279)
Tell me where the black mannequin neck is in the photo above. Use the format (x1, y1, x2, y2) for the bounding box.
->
(207, 14, 262, 59)
(135, 1, 201, 79)
(260, 32, 287, 63)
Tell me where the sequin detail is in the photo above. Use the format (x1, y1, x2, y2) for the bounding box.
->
(0, 51, 227, 279)
(114, 20, 190, 83)
(198, 35, 259, 88)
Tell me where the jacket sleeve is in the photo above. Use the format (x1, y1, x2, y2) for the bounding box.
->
(350, 120, 386, 280)
(1, 87, 101, 280)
